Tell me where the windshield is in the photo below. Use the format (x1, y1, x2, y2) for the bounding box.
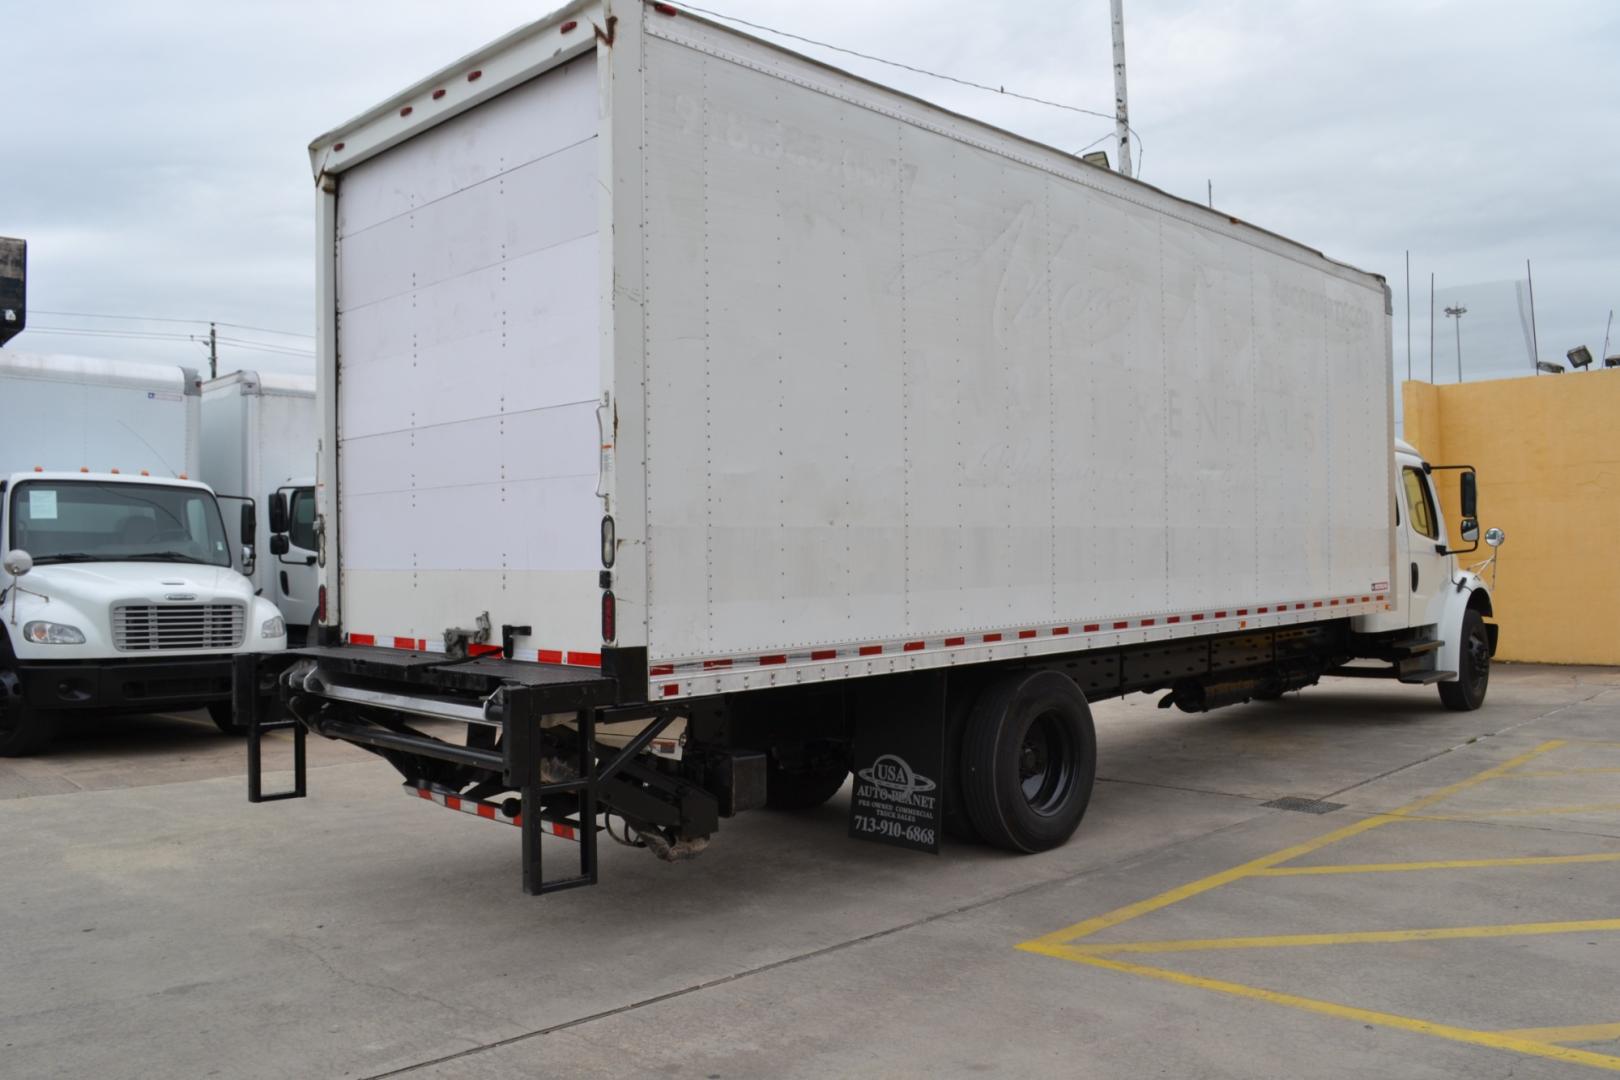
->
(8, 480, 231, 567)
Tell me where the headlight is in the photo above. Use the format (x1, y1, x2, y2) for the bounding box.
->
(24, 621, 86, 645)
(260, 615, 286, 639)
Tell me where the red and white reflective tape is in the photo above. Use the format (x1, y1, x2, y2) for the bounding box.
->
(407, 784, 581, 842)
(347, 633, 602, 669)
(645, 591, 1392, 692)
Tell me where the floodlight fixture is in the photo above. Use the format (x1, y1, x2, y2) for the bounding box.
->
(1080, 151, 1111, 170)
(1567, 345, 1594, 369)
(1536, 360, 1564, 374)
(1605, 354, 1620, 369)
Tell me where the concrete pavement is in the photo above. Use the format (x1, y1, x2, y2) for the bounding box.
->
(2, 665, 1617, 1078)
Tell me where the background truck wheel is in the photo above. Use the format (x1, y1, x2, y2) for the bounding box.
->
(961, 670, 1096, 853)
(1439, 609, 1491, 712)
(764, 756, 849, 811)
(207, 700, 245, 736)
(0, 686, 55, 756)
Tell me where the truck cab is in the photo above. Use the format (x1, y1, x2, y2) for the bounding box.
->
(0, 471, 289, 754)
(265, 477, 319, 644)
(1353, 439, 1503, 710)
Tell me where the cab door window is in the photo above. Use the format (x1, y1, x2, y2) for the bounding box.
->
(1401, 467, 1438, 540)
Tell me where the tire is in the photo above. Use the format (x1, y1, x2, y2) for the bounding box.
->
(764, 756, 848, 811)
(0, 678, 55, 757)
(961, 670, 1096, 853)
(1251, 688, 1286, 702)
(1439, 609, 1491, 712)
(208, 700, 245, 736)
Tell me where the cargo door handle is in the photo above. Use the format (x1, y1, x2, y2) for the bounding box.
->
(1410, 562, 1419, 592)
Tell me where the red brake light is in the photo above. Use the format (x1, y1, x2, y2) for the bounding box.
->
(601, 590, 616, 643)
(316, 584, 327, 625)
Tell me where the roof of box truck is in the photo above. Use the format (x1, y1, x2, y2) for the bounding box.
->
(0, 351, 200, 394)
(307, 0, 1385, 293)
(202, 369, 315, 398)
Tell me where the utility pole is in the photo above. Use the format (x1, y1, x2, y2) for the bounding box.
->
(1404, 251, 1411, 381)
(1445, 305, 1467, 382)
(1429, 273, 1435, 382)
(1526, 259, 1540, 374)
(207, 321, 218, 380)
(1110, 0, 1132, 178)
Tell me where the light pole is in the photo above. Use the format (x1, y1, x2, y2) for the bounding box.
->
(1444, 305, 1467, 382)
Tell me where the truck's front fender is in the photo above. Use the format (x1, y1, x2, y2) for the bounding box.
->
(1437, 571, 1496, 680)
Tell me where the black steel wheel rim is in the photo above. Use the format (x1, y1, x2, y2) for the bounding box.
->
(1019, 710, 1076, 816)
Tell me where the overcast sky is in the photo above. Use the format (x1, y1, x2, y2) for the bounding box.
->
(5, 0, 1617, 380)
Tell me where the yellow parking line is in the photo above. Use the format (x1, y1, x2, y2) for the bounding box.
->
(1019, 740, 1564, 950)
(1498, 1023, 1620, 1045)
(1401, 802, 1620, 821)
(1511, 768, 1620, 778)
(1257, 853, 1620, 876)
(1058, 917, 1620, 956)
(1030, 951, 1620, 1072)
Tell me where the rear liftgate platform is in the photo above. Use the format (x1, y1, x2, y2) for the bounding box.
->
(236, 646, 700, 895)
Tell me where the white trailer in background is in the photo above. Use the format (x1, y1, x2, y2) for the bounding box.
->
(200, 371, 319, 642)
(0, 352, 287, 755)
(246, 0, 1503, 894)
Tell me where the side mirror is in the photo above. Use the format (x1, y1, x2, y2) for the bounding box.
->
(1459, 471, 1477, 519)
(1460, 519, 1479, 543)
(3, 549, 32, 577)
(268, 491, 288, 534)
(269, 534, 290, 556)
(240, 501, 257, 543)
(1485, 527, 1506, 548)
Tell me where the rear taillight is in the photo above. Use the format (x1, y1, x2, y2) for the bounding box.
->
(601, 590, 616, 643)
(316, 584, 327, 625)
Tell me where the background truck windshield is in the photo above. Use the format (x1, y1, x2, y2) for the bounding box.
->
(8, 481, 231, 567)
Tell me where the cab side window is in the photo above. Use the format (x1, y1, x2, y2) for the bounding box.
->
(1402, 467, 1437, 540)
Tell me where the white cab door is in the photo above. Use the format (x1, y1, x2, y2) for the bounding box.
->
(1398, 458, 1449, 632)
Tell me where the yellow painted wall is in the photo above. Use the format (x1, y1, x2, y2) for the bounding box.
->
(1403, 374, 1620, 664)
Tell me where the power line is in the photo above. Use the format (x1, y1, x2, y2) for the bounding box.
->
(31, 309, 313, 340)
(673, 2, 1145, 176)
(24, 325, 313, 359)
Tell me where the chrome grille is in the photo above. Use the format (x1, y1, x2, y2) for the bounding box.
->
(112, 603, 245, 651)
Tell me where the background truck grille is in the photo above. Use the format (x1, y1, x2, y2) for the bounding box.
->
(112, 603, 245, 651)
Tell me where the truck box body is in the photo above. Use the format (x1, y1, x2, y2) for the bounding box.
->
(200, 370, 319, 626)
(0, 351, 201, 480)
(314, 0, 1395, 698)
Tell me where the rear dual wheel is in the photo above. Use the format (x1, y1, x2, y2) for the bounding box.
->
(960, 670, 1096, 853)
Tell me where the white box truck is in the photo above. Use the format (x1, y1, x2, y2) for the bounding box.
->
(0, 352, 289, 754)
(247, 0, 1504, 893)
(200, 370, 320, 643)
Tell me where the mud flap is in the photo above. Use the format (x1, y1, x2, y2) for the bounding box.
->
(847, 672, 945, 854)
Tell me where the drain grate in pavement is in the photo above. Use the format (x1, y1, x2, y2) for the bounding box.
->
(1262, 796, 1346, 815)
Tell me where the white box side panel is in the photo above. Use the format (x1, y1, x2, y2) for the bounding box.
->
(335, 56, 602, 656)
(638, 22, 1391, 668)
(1, 369, 193, 480)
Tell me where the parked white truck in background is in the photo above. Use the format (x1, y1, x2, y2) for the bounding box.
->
(200, 370, 319, 643)
(0, 352, 288, 754)
(245, 0, 1504, 893)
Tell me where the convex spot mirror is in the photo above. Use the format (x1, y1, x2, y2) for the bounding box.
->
(3, 549, 32, 577)
(1485, 527, 1506, 548)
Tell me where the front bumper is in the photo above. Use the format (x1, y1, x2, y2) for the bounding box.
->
(17, 656, 234, 710)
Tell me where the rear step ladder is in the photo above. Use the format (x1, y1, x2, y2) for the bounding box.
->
(237, 655, 306, 803)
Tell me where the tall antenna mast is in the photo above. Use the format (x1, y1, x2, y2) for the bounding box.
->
(1111, 0, 1133, 178)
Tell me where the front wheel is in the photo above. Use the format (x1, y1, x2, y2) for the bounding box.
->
(1439, 609, 1491, 711)
(207, 700, 245, 736)
(960, 670, 1096, 853)
(0, 680, 56, 756)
